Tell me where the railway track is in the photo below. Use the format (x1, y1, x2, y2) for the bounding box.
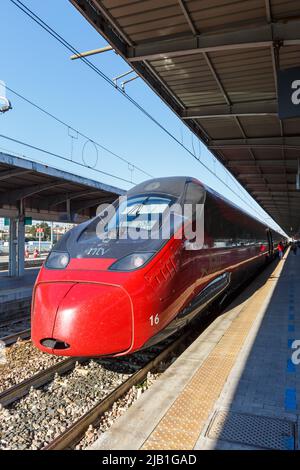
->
(0, 299, 31, 343)
(42, 262, 281, 450)
(0, 357, 80, 407)
(0, 260, 279, 450)
(0, 328, 31, 346)
(0, 314, 211, 450)
(0, 299, 31, 321)
(0, 258, 45, 271)
(0, 317, 30, 329)
(43, 334, 189, 450)
(0, 303, 31, 345)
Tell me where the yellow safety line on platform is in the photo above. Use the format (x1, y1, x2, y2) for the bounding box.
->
(141, 254, 288, 450)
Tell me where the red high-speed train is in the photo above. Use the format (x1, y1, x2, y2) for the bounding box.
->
(31, 177, 283, 357)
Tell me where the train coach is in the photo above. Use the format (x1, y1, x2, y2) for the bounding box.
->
(31, 177, 283, 356)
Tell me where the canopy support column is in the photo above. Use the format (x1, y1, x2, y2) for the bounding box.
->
(8, 218, 17, 277)
(17, 201, 25, 277)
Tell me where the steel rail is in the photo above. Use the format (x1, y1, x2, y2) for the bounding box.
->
(0, 328, 31, 346)
(0, 316, 30, 329)
(43, 330, 194, 450)
(0, 357, 79, 406)
(0, 258, 44, 271)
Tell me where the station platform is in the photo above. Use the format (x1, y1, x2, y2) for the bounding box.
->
(90, 250, 300, 451)
(0, 255, 46, 272)
(0, 267, 40, 308)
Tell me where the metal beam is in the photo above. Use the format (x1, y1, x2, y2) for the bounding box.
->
(70, 45, 113, 60)
(247, 182, 296, 186)
(267, 204, 297, 211)
(0, 181, 66, 205)
(228, 160, 298, 167)
(265, 0, 272, 23)
(0, 152, 124, 196)
(72, 197, 114, 213)
(133, 59, 211, 143)
(142, 59, 186, 110)
(69, 1, 211, 145)
(181, 101, 278, 119)
(209, 137, 300, 150)
(262, 202, 300, 205)
(263, 198, 299, 201)
(194, 19, 275, 214)
(239, 173, 295, 178)
(127, 22, 300, 62)
(177, 0, 269, 207)
(70, 0, 300, 232)
(253, 191, 296, 194)
(121, 75, 139, 91)
(141, 58, 213, 145)
(178, 0, 197, 35)
(203, 52, 230, 106)
(47, 190, 101, 207)
(70, 0, 129, 53)
(272, 194, 300, 197)
(32, 193, 115, 214)
(113, 70, 134, 83)
(90, 0, 133, 46)
(201, 42, 260, 190)
(269, 37, 291, 227)
(0, 206, 88, 223)
(265, 204, 300, 207)
(0, 169, 31, 181)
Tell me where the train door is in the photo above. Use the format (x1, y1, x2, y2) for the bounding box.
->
(267, 229, 273, 258)
(180, 181, 206, 296)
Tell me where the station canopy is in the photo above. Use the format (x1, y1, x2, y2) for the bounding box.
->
(71, 0, 300, 236)
(0, 152, 124, 222)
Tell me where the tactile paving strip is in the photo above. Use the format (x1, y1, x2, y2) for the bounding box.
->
(207, 410, 295, 450)
(141, 259, 286, 450)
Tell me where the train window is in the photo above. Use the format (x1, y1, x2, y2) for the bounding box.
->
(184, 182, 205, 205)
(204, 193, 268, 249)
(108, 195, 174, 234)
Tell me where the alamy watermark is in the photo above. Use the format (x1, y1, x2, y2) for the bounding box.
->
(94, 197, 205, 250)
(291, 340, 300, 365)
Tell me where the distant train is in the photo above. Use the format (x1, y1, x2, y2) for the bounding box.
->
(31, 177, 284, 357)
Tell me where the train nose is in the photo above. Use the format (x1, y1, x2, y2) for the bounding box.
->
(31, 282, 133, 356)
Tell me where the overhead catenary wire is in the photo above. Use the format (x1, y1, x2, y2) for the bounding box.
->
(9, 0, 206, 166)
(5, 85, 153, 178)
(0, 133, 137, 185)
(8, 0, 281, 228)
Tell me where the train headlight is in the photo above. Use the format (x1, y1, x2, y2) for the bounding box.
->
(109, 252, 154, 271)
(45, 251, 70, 269)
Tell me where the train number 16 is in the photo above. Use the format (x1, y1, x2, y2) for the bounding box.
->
(150, 314, 160, 326)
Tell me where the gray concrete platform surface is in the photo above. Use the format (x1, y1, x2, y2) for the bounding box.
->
(90, 250, 300, 450)
(0, 268, 39, 307)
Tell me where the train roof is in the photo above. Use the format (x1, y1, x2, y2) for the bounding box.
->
(204, 183, 283, 237)
(127, 176, 191, 199)
(126, 176, 283, 238)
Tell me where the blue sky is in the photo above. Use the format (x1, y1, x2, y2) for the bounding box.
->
(1, 0, 284, 233)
